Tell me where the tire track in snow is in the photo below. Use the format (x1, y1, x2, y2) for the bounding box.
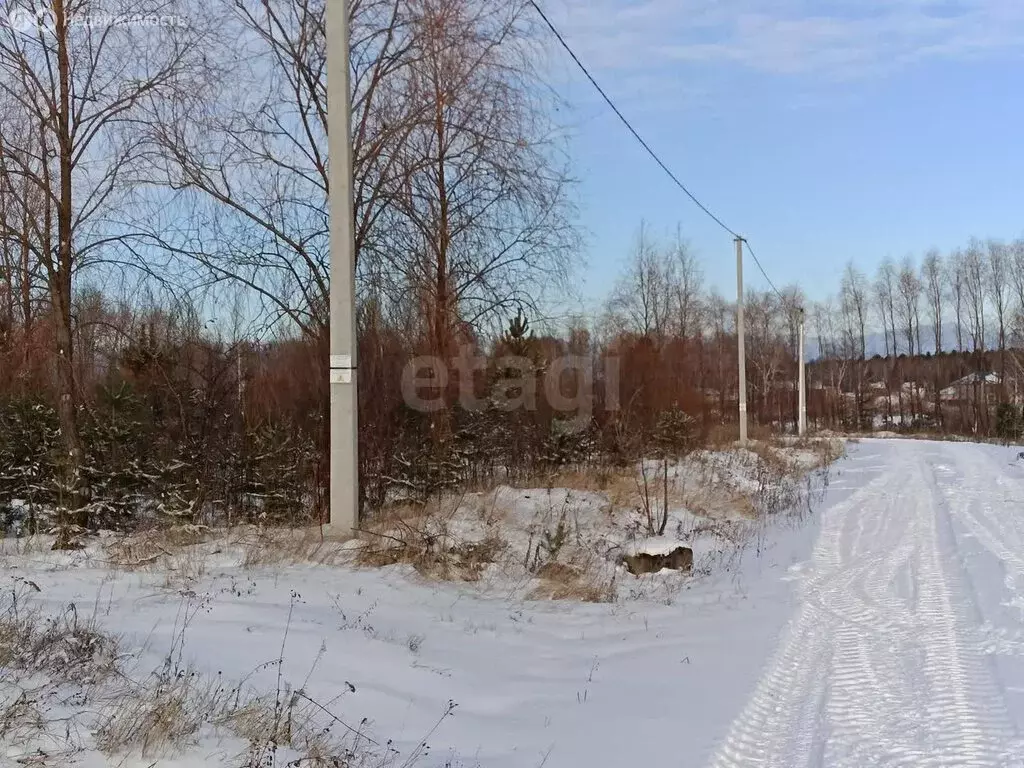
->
(911, 451, 1019, 766)
(815, 452, 928, 767)
(707, 442, 1021, 768)
(942, 449, 1024, 618)
(708, 468, 895, 767)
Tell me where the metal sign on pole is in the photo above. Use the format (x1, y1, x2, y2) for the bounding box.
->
(736, 237, 748, 446)
(327, 0, 359, 531)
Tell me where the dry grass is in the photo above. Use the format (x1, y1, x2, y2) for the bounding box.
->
(683, 485, 756, 520)
(354, 492, 509, 582)
(0, 683, 47, 749)
(746, 441, 799, 475)
(705, 421, 776, 448)
(94, 652, 388, 767)
(100, 522, 357, 578)
(0, 534, 51, 558)
(0, 579, 117, 684)
(775, 435, 846, 467)
(1, 578, 119, 757)
(523, 465, 637, 506)
(225, 697, 326, 767)
(0, 576, 450, 767)
(101, 525, 215, 590)
(356, 526, 507, 582)
(102, 524, 212, 568)
(527, 561, 615, 603)
(687, 517, 748, 543)
(234, 525, 354, 569)
(353, 436, 842, 598)
(540, 463, 693, 512)
(95, 666, 231, 759)
(346, 434, 845, 600)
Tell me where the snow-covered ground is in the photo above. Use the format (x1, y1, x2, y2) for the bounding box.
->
(710, 438, 1024, 767)
(8, 438, 1024, 767)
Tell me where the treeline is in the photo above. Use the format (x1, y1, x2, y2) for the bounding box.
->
(2, 0, 1020, 542)
(1, 0, 773, 541)
(809, 238, 1024, 435)
(0, 0, 582, 542)
(0, 286, 761, 535)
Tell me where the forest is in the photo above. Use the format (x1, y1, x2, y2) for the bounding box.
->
(1, 0, 1021, 542)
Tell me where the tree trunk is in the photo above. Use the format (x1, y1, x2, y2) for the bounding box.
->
(52, 275, 86, 536)
(52, 0, 86, 545)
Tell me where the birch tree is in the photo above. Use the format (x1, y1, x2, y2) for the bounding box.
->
(0, 0, 204, 544)
(950, 248, 966, 352)
(898, 257, 921, 357)
(921, 248, 944, 354)
(964, 239, 986, 352)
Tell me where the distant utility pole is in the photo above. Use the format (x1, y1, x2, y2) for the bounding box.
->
(798, 308, 807, 437)
(327, 0, 359, 531)
(736, 236, 747, 446)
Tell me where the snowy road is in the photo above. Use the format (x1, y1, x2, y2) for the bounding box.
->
(709, 439, 1024, 768)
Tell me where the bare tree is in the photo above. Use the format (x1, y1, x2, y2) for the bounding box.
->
(813, 296, 850, 427)
(393, 0, 576, 356)
(950, 248, 966, 352)
(840, 263, 869, 427)
(776, 284, 805, 430)
(1012, 238, 1024, 344)
(668, 226, 703, 341)
(842, 263, 869, 360)
(986, 239, 1010, 363)
(745, 290, 784, 424)
(921, 248, 944, 354)
(874, 258, 900, 424)
(920, 248, 945, 427)
(896, 256, 922, 418)
(606, 222, 672, 341)
(144, 0, 424, 343)
(0, 122, 44, 365)
(897, 257, 921, 357)
(0, 0, 203, 542)
(704, 288, 732, 419)
(875, 258, 899, 357)
(964, 238, 987, 352)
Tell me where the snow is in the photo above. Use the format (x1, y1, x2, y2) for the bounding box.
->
(15, 437, 1024, 766)
(2, 445, 831, 767)
(709, 438, 1024, 766)
(623, 536, 689, 556)
(2, 531, 815, 767)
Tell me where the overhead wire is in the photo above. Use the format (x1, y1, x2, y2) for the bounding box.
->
(743, 241, 787, 303)
(527, 0, 792, 305)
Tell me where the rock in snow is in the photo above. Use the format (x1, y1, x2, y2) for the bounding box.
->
(623, 546, 693, 575)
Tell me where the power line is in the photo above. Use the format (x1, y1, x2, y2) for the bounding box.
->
(527, 0, 741, 240)
(743, 241, 787, 302)
(527, 0, 790, 302)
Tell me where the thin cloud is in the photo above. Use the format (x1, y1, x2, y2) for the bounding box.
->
(552, 0, 1024, 79)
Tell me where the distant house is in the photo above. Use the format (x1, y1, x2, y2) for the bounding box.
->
(940, 372, 1002, 403)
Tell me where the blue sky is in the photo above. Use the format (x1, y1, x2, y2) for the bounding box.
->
(541, 0, 1024, 315)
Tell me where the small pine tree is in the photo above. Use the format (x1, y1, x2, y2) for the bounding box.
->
(653, 406, 696, 460)
(502, 309, 533, 356)
(996, 403, 1022, 442)
(0, 399, 61, 535)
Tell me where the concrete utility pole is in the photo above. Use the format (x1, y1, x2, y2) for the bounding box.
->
(327, 0, 359, 531)
(798, 308, 807, 437)
(736, 236, 747, 446)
